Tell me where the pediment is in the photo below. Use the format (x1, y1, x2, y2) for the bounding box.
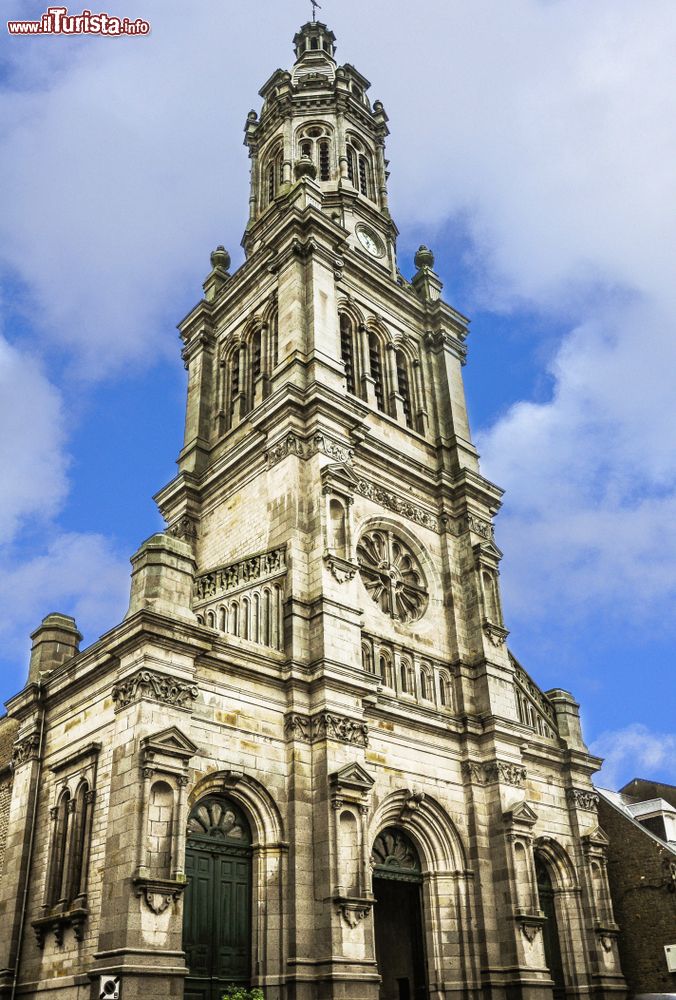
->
(583, 825, 610, 849)
(321, 462, 360, 492)
(504, 800, 538, 828)
(141, 726, 198, 760)
(329, 762, 375, 791)
(473, 539, 504, 564)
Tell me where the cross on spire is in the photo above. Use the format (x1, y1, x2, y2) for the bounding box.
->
(311, 0, 321, 22)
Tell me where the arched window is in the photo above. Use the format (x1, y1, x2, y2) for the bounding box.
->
(439, 671, 451, 709)
(379, 652, 394, 689)
(396, 350, 414, 429)
(358, 154, 371, 198)
(47, 788, 70, 907)
(329, 499, 347, 556)
(361, 642, 373, 673)
(369, 333, 386, 412)
(229, 350, 240, 424)
(346, 135, 374, 200)
(419, 663, 433, 702)
(340, 313, 356, 395)
(400, 657, 413, 694)
(264, 146, 284, 207)
(297, 124, 332, 181)
(269, 308, 279, 368)
(319, 140, 330, 181)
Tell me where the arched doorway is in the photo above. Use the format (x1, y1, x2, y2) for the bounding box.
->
(372, 827, 427, 1000)
(535, 854, 565, 999)
(183, 795, 252, 1000)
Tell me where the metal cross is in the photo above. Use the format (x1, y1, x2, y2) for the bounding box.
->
(311, 0, 321, 22)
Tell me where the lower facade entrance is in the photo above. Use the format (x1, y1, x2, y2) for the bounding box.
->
(183, 795, 252, 1000)
(536, 854, 566, 999)
(372, 828, 427, 1000)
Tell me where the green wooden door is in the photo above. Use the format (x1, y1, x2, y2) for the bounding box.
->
(183, 796, 252, 1000)
(536, 856, 565, 999)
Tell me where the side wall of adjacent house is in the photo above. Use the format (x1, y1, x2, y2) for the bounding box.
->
(598, 796, 676, 995)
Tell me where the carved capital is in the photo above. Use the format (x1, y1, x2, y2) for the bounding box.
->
(463, 759, 526, 787)
(12, 733, 40, 768)
(567, 788, 599, 812)
(112, 669, 199, 712)
(285, 711, 368, 748)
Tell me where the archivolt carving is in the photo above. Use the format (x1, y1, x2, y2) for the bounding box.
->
(368, 789, 468, 873)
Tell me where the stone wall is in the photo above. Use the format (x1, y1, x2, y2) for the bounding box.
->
(0, 716, 18, 882)
(598, 795, 676, 995)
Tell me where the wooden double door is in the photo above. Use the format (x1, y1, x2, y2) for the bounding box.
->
(183, 796, 253, 1000)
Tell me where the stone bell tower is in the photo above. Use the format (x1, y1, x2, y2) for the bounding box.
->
(0, 19, 626, 1000)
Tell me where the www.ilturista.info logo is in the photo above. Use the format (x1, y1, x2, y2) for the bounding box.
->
(7, 7, 150, 35)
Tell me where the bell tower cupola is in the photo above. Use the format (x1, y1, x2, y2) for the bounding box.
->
(243, 22, 397, 270)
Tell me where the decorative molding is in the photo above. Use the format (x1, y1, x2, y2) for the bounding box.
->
(32, 908, 88, 948)
(567, 788, 599, 812)
(193, 546, 286, 603)
(514, 912, 546, 943)
(334, 897, 373, 928)
(51, 741, 101, 775)
(11, 733, 40, 768)
(112, 669, 198, 712)
(353, 477, 438, 531)
(134, 877, 186, 915)
(483, 621, 510, 647)
(324, 553, 358, 583)
(463, 759, 527, 787)
(168, 515, 197, 541)
(399, 788, 425, 823)
(266, 431, 354, 469)
(595, 924, 619, 953)
(465, 513, 494, 539)
(285, 711, 369, 748)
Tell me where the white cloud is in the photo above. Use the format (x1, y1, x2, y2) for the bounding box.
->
(0, 531, 129, 694)
(0, 334, 68, 543)
(591, 724, 676, 790)
(1, 1, 676, 689)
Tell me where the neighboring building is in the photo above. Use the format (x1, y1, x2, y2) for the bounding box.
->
(0, 21, 627, 1000)
(597, 780, 676, 996)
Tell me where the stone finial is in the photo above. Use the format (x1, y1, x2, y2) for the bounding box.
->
(247, 109, 258, 122)
(414, 245, 435, 270)
(210, 245, 231, 272)
(412, 245, 443, 302)
(295, 154, 317, 180)
(28, 613, 82, 684)
(126, 533, 197, 623)
(203, 246, 231, 301)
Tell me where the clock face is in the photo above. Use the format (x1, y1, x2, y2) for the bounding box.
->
(356, 225, 385, 258)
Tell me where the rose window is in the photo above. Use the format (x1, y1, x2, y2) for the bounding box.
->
(356, 529, 428, 623)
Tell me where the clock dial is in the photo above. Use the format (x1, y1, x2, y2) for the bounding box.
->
(356, 225, 385, 258)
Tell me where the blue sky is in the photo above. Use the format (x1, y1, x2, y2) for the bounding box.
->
(1, 0, 675, 789)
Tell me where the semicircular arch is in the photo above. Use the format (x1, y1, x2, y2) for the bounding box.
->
(188, 771, 284, 848)
(368, 789, 467, 874)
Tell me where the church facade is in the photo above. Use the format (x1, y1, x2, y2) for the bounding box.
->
(0, 22, 627, 1000)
